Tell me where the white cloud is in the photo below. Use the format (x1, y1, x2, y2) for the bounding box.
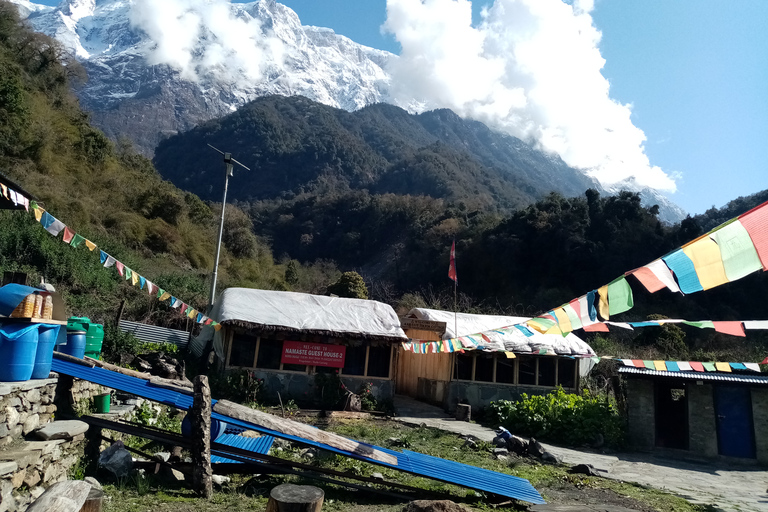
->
(128, 0, 284, 85)
(384, 0, 677, 192)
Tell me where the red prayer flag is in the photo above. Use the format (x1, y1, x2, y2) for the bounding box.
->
(689, 361, 705, 372)
(62, 227, 75, 244)
(448, 240, 458, 284)
(583, 323, 609, 332)
(115, 261, 124, 277)
(631, 359, 644, 368)
(761, 356, 768, 365)
(630, 267, 667, 293)
(713, 321, 746, 337)
(739, 201, 768, 270)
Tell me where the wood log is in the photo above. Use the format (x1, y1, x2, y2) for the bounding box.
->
(212, 400, 398, 466)
(53, 351, 96, 368)
(85, 357, 193, 391)
(266, 484, 324, 512)
(191, 375, 213, 498)
(26, 480, 92, 512)
(79, 488, 104, 512)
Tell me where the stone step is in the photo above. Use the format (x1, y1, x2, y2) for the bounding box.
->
(0, 450, 42, 469)
(34, 420, 89, 441)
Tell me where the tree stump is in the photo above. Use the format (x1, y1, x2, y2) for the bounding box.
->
(265, 484, 324, 512)
(78, 488, 104, 512)
(455, 404, 471, 422)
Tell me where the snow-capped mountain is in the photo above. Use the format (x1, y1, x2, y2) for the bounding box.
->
(13, 0, 393, 157)
(10, 0, 686, 222)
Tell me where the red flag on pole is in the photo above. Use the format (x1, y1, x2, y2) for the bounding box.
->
(448, 240, 458, 284)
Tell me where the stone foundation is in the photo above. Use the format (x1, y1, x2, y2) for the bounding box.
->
(0, 374, 110, 512)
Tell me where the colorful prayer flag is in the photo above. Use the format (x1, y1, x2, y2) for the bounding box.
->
(131, 272, 139, 287)
(683, 236, 729, 290)
(115, 261, 124, 277)
(714, 362, 731, 372)
(62, 227, 75, 243)
(597, 285, 610, 320)
(583, 322, 609, 332)
(607, 277, 634, 315)
(710, 220, 763, 281)
(689, 362, 705, 372)
(739, 201, 768, 270)
(630, 259, 681, 294)
(85, 239, 96, 251)
(653, 360, 667, 371)
(139, 276, 146, 290)
(713, 321, 745, 337)
(70, 234, 85, 248)
(662, 249, 703, 294)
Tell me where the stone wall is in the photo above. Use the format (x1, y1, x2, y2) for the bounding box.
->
(0, 375, 108, 512)
(687, 382, 717, 457)
(751, 387, 768, 464)
(625, 378, 655, 452)
(253, 370, 394, 406)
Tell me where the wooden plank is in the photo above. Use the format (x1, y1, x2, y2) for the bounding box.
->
(212, 400, 398, 466)
(26, 480, 92, 512)
(86, 357, 194, 390)
(399, 317, 446, 334)
(52, 351, 96, 368)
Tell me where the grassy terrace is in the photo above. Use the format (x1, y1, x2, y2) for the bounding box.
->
(101, 417, 711, 512)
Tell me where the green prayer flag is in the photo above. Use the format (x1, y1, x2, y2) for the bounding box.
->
(702, 362, 717, 372)
(683, 321, 715, 329)
(563, 304, 582, 330)
(125, 268, 132, 280)
(710, 221, 763, 282)
(70, 234, 85, 248)
(157, 288, 165, 299)
(607, 277, 634, 315)
(643, 360, 655, 369)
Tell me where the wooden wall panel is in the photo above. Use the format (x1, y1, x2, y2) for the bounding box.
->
(396, 329, 452, 396)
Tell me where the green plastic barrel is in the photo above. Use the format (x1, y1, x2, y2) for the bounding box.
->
(67, 316, 104, 360)
(93, 392, 110, 413)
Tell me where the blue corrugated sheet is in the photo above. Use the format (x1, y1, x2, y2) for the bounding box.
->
(619, 366, 768, 385)
(51, 359, 544, 504)
(212, 433, 274, 463)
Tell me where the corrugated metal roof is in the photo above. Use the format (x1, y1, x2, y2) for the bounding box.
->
(211, 433, 274, 463)
(119, 320, 190, 349)
(52, 358, 544, 504)
(619, 366, 768, 385)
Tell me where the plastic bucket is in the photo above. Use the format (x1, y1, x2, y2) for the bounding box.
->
(0, 323, 40, 381)
(94, 392, 111, 413)
(32, 324, 60, 379)
(68, 317, 104, 360)
(62, 330, 87, 359)
(181, 415, 227, 441)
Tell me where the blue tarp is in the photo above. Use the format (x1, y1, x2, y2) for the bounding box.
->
(0, 284, 38, 317)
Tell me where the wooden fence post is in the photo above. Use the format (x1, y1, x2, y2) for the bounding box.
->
(191, 375, 213, 498)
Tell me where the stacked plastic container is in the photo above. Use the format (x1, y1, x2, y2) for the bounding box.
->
(66, 316, 104, 360)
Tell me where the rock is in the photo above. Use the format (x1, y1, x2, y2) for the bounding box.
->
(493, 447, 509, 459)
(35, 420, 89, 440)
(212, 474, 230, 486)
(5, 405, 19, 427)
(371, 472, 384, 481)
(154, 452, 171, 462)
(29, 486, 45, 500)
(25, 388, 40, 404)
(345, 394, 362, 412)
(388, 437, 408, 447)
(529, 438, 545, 459)
(0, 461, 16, 476)
(492, 436, 508, 448)
(84, 476, 103, 490)
(10, 469, 25, 488)
(23, 469, 41, 487)
(404, 499, 471, 512)
(506, 435, 529, 456)
(541, 451, 562, 464)
(569, 463, 602, 477)
(299, 448, 318, 460)
(22, 414, 39, 435)
(462, 438, 477, 450)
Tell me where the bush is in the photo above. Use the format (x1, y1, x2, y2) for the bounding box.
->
(101, 322, 141, 363)
(487, 387, 624, 448)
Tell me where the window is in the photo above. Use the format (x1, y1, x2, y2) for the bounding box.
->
(451, 354, 578, 388)
(255, 338, 282, 370)
(343, 345, 367, 376)
(367, 345, 391, 378)
(229, 333, 257, 367)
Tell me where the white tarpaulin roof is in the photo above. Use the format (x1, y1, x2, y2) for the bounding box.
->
(407, 308, 595, 356)
(214, 288, 407, 341)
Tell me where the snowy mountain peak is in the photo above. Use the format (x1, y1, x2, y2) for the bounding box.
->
(59, 0, 95, 21)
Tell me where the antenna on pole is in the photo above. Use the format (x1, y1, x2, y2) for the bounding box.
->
(207, 144, 250, 315)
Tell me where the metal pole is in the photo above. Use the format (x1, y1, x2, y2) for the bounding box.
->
(208, 154, 233, 314)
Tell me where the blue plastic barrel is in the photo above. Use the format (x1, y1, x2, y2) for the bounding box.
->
(0, 323, 40, 382)
(181, 415, 227, 441)
(32, 324, 60, 379)
(62, 330, 86, 359)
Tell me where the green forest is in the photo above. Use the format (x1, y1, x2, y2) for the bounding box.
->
(0, 1, 766, 363)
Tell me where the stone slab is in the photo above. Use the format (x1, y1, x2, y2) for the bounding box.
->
(1, 379, 57, 393)
(0, 461, 16, 476)
(34, 420, 89, 440)
(0, 450, 41, 469)
(0, 385, 11, 396)
(21, 439, 65, 455)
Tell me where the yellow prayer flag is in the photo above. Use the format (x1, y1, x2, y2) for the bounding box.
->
(159, 292, 171, 301)
(683, 237, 728, 290)
(544, 324, 563, 336)
(653, 360, 667, 371)
(715, 362, 732, 372)
(597, 285, 610, 320)
(553, 308, 572, 333)
(187, 308, 197, 319)
(33, 207, 43, 222)
(85, 239, 97, 251)
(131, 273, 139, 286)
(504, 352, 516, 359)
(214, 324, 222, 331)
(525, 320, 549, 334)
(0, 184, 7, 198)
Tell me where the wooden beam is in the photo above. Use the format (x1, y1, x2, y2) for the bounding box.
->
(85, 356, 194, 392)
(52, 351, 95, 368)
(26, 480, 92, 512)
(212, 400, 398, 466)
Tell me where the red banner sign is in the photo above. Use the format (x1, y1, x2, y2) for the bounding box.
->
(281, 341, 346, 368)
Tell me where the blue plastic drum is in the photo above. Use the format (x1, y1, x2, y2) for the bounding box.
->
(181, 415, 227, 441)
(0, 323, 40, 381)
(32, 324, 60, 379)
(62, 330, 87, 359)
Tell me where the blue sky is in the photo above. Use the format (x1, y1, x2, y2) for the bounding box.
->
(35, 0, 768, 216)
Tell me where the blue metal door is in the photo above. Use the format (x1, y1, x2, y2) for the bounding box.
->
(714, 386, 755, 458)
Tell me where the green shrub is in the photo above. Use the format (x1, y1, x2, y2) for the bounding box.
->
(487, 387, 624, 448)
